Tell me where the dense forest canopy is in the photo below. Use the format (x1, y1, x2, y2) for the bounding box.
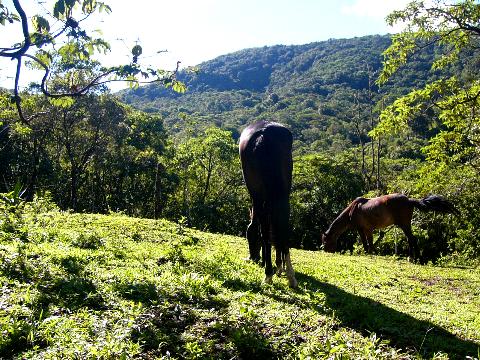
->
(119, 34, 444, 154)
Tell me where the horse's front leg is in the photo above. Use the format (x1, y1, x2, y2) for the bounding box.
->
(358, 229, 375, 254)
(357, 229, 370, 253)
(275, 248, 284, 276)
(246, 217, 261, 263)
(367, 232, 376, 254)
(264, 242, 273, 284)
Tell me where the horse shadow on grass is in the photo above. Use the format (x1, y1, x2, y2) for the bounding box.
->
(295, 271, 479, 359)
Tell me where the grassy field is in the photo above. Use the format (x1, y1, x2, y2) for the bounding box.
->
(0, 204, 479, 359)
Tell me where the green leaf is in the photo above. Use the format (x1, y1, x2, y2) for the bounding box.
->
(98, 3, 112, 13)
(48, 96, 75, 108)
(65, 0, 77, 8)
(173, 81, 186, 93)
(53, 0, 66, 19)
(82, 0, 96, 13)
(131, 45, 142, 57)
(32, 15, 50, 33)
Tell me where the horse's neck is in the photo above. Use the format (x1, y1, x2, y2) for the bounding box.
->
(326, 210, 352, 240)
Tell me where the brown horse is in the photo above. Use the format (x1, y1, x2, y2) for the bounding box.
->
(239, 120, 297, 288)
(322, 193, 458, 261)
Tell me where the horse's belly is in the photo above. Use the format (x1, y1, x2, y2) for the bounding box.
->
(369, 214, 394, 229)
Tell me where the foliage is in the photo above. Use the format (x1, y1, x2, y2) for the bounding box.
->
(373, 0, 480, 168)
(0, 202, 478, 358)
(0, 0, 185, 124)
(0, 91, 174, 215)
(3, 29, 479, 262)
(364, 0, 480, 264)
(119, 34, 442, 157)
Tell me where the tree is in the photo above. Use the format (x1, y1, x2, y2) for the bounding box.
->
(0, 90, 54, 200)
(0, 0, 185, 125)
(372, 0, 480, 169)
(1, 86, 174, 214)
(166, 126, 248, 233)
(51, 95, 127, 210)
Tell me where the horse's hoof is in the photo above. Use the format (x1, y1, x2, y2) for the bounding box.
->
(244, 256, 261, 263)
(264, 275, 273, 284)
(288, 277, 298, 288)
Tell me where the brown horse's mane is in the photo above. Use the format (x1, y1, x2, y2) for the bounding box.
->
(324, 197, 367, 237)
(347, 197, 369, 220)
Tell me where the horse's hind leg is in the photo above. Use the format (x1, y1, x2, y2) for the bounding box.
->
(259, 214, 274, 284)
(263, 243, 273, 284)
(284, 251, 297, 288)
(246, 218, 261, 263)
(401, 225, 419, 262)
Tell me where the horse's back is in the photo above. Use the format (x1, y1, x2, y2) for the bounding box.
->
(355, 194, 414, 228)
(239, 120, 293, 199)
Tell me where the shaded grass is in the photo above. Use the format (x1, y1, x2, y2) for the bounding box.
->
(297, 272, 477, 358)
(0, 209, 478, 359)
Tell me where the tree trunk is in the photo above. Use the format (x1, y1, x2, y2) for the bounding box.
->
(154, 161, 163, 219)
(25, 136, 39, 201)
(202, 155, 213, 205)
(70, 165, 79, 211)
(376, 137, 381, 190)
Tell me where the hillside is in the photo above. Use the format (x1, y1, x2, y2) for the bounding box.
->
(1, 199, 478, 359)
(119, 34, 445, 153)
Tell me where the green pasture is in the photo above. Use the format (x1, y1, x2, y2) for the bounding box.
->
(0, 207, 478, 359)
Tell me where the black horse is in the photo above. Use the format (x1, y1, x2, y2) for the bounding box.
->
(239, 120, 297, 287)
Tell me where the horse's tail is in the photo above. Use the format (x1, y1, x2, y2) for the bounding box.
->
(412, 195, 459, 215)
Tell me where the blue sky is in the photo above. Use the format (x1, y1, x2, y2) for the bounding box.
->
(1, 0, 410, 89)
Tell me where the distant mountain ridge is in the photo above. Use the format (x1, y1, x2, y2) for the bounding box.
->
(119, 34, 440, 153)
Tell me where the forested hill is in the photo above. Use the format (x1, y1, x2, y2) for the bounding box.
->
(119, 34, 442, 153)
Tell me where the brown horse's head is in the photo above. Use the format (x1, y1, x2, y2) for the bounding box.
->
(321, 232, 336, 253)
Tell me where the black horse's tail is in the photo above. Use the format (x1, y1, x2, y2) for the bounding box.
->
(412, 195, 459, 215)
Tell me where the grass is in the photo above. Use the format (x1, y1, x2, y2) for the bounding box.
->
(0, 205, 479, 359)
